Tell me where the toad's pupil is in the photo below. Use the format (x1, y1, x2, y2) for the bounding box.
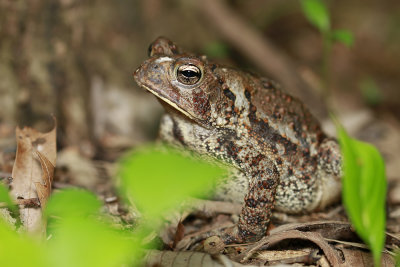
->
(181, 70, 199, 78)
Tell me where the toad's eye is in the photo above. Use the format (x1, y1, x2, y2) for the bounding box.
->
(176, 64, 202, 85)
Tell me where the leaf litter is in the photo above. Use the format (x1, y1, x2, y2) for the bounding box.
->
(0, 115, 399, 266)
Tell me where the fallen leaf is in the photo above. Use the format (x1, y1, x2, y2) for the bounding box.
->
(257, 248, 319, 265)
(340, 247, 395, 267)
(239, 221, 399, 266)
(242, 230, 344, 266)
(34, 151, 55, 209)
(269, 221, 357, 241)
(145, 250, 257, 267)
(10, 121, 56, 234)
(172, 219, 185, 249)
(268, 221, 400, 249)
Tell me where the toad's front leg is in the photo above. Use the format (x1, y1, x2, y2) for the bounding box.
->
(221, 158, 280, 244)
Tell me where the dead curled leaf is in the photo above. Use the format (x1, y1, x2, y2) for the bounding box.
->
(241, 229, 344, 266)
(172, 219, 186, 249)
(34, 150, 55, 209)
(267, 221, 400, 249)
(9, 121, 56, 233)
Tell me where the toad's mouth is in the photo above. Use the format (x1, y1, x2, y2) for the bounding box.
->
(137, 81, 197, 120)
(134, 68, 211, 129)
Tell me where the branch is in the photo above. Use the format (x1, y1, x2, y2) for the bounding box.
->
(196, 0, 327, 117)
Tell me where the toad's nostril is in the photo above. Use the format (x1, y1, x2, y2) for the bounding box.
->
(148, 43, 153, 57)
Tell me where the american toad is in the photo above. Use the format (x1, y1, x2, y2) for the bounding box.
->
(134, 37, 342, 243)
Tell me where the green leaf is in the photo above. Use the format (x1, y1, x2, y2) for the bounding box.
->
(337, 125, 386, 267)
(0, 183, 20, 225)
(395, 250, 400, 267)
(45, 189, 140, 267)
(0, 183, 12, 206)
(0, 183, 15, 212)
(0, 186, 44, 266)
(118, 145, 226, 224)
(300, 0, 330, 32)
(332, 29, 354, 47)
(45, 189, 102, 218)
(47, 217, 139, 267)
(0, 220, 46, 267)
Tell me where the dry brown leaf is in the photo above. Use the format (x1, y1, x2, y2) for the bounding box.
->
(239, 221, 399, 266)
(34, 151, 55, 209)
(257, 248, 319, 265)
(268, 221, 400, 249)
(175, 220, 234, 251)
(144, 250, 258, 267)
(269, 221, 353, 237)
(340, 248, 395, 267)
(242, 230, 344, 266)
(172, 219, 186, 249)
(10, 122, 56, 234)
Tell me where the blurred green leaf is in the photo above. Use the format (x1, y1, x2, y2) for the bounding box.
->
(395, 250, 400, 267)
(45, 189, 140, 267)
(118, 145, 226, 224)
(47, 217, 139, 267)
(0, 185, 43, 266)
(0, 183, 20, 225)
(45, 189, 101, 218)
(0, 183, 12, 207)
(203, 41, 230, 58)
(0, 183, 15, 213)
(337, 124, 386, 267)
(359, 77, 383, 106)
(332, 29, 354, 47)
(0, 220, 46, 267)
(300, 0, 330, 32)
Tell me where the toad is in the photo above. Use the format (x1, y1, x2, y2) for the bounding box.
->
(134, 37, 342, 243)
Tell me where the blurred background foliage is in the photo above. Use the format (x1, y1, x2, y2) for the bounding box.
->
(0, 0, 399, 158)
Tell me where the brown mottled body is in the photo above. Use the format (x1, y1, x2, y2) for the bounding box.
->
(134, 37, 342, 243)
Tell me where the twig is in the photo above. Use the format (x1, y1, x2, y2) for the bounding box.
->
(196, 0, 327, 117)
(16, 198, 41, 208)
(0, 198, 41, 208)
